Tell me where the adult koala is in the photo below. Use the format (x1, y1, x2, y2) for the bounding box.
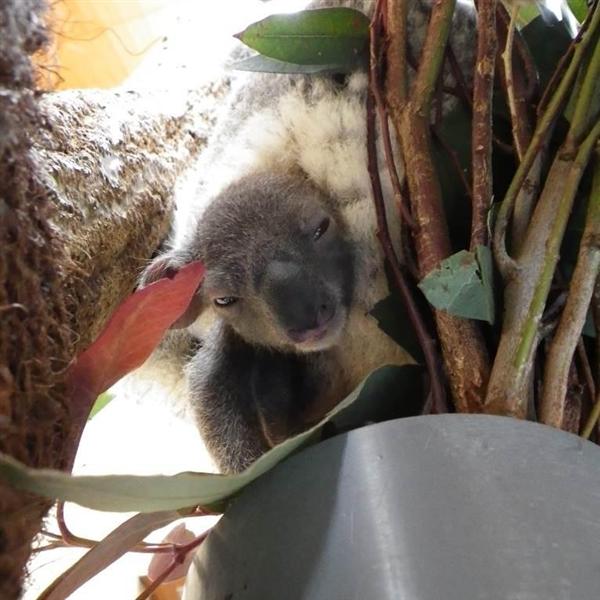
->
(141, 0, 475, 473)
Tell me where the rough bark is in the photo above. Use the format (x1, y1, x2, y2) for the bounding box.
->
(384, 0, 490, 413)
(34, 84, 227, 350)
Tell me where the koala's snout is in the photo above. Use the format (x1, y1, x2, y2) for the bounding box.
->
(287, 298, 336, 343)
(263, 260, 339, 343)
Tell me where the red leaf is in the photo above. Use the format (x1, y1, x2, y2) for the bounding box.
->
(65, 261, 204, 464)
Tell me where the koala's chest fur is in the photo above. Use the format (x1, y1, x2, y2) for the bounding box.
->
(305, 309, 413, 423)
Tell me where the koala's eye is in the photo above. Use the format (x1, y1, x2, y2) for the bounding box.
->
(313, 217, 330, 241)
(214, 296, 238, 307)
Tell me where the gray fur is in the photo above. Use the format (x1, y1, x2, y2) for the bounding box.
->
(142, 0, 476, 473)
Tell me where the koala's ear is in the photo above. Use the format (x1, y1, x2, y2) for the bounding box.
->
(139, 253, 208, 329)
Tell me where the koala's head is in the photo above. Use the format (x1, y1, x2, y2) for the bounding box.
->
(143, 172, 356, 353)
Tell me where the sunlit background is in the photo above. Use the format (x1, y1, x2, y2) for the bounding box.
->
(37, 0, 309, 90)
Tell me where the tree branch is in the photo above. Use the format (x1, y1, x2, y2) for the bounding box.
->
(493, 2, 600, 279)
(486, 121, 600, 417)
(540, 149, 600, 428)
(368, 9, 447, 412)
(412, 0, 458, 115)
(502, 5, 527, 161)
(471, 0, 498, 249)
(384, 0, 490, 411)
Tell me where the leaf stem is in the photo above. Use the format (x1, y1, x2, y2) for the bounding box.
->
(53, 501, 209, 553)
(502, 4, 525, 161)
(135, 530, 209, 600)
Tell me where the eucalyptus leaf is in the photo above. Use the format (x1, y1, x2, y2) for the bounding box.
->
(517, 4, 542, 27)
(235, 8, 369, 68)
(231, 54, 353, 75)
(418, 246, 495, 324)
(567, 0, 588, 23)
(329, 365, 424, 433)
(0, 367, 386, 513)
(39, 510, 183, 600)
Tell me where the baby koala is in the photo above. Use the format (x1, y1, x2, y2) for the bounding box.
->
(142, 0, 475, 472)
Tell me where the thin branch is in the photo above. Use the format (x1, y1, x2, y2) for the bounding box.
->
(583, 391, 600, 439)
(511, 154, 543, 252)
(515, 122, 600, 371)
(502, 5, 527, 161)
(566, 24, 600, 147)
(537, 11, 590, 117)
(369, 17, 415, 229)
(540, 150, 600, 427)
(493, 3, 600, 278)
(471, 0, 498, 248)
(54, 502, 212, 554)
(495, 3, 539, 102)
(135, 531, 209, 600)
(384, 0, 490, 411)
(486, 122, 600, 417)
(448, 43, 515, 155)
(577, 338, 596, 407)
(368, 9, 447, 413)
(384, 0, 408, 112)
(433, 126, 473, 201)
(412, 0, 458, 115)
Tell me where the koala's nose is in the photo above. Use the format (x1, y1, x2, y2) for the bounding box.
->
(264, 260, 337, 339)
(317, 299, 335, 327)
(285, 292, 337, 344)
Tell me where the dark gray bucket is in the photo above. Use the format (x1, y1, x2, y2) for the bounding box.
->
(184, 414, 600, 600)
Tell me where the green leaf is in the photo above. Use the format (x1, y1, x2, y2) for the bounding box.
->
(88, 392, 114, 420)
(235, 8, 369, 68)
(329, 365, 424, 432)
(567, 0, 588, 22)
(230, 54, 353, 74)
(0, 367, 388, 513)
(517, 4, 543, 27)
(418, 246, 495, 324)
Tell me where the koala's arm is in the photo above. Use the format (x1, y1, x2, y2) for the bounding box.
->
(187, 323, 317, 473)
